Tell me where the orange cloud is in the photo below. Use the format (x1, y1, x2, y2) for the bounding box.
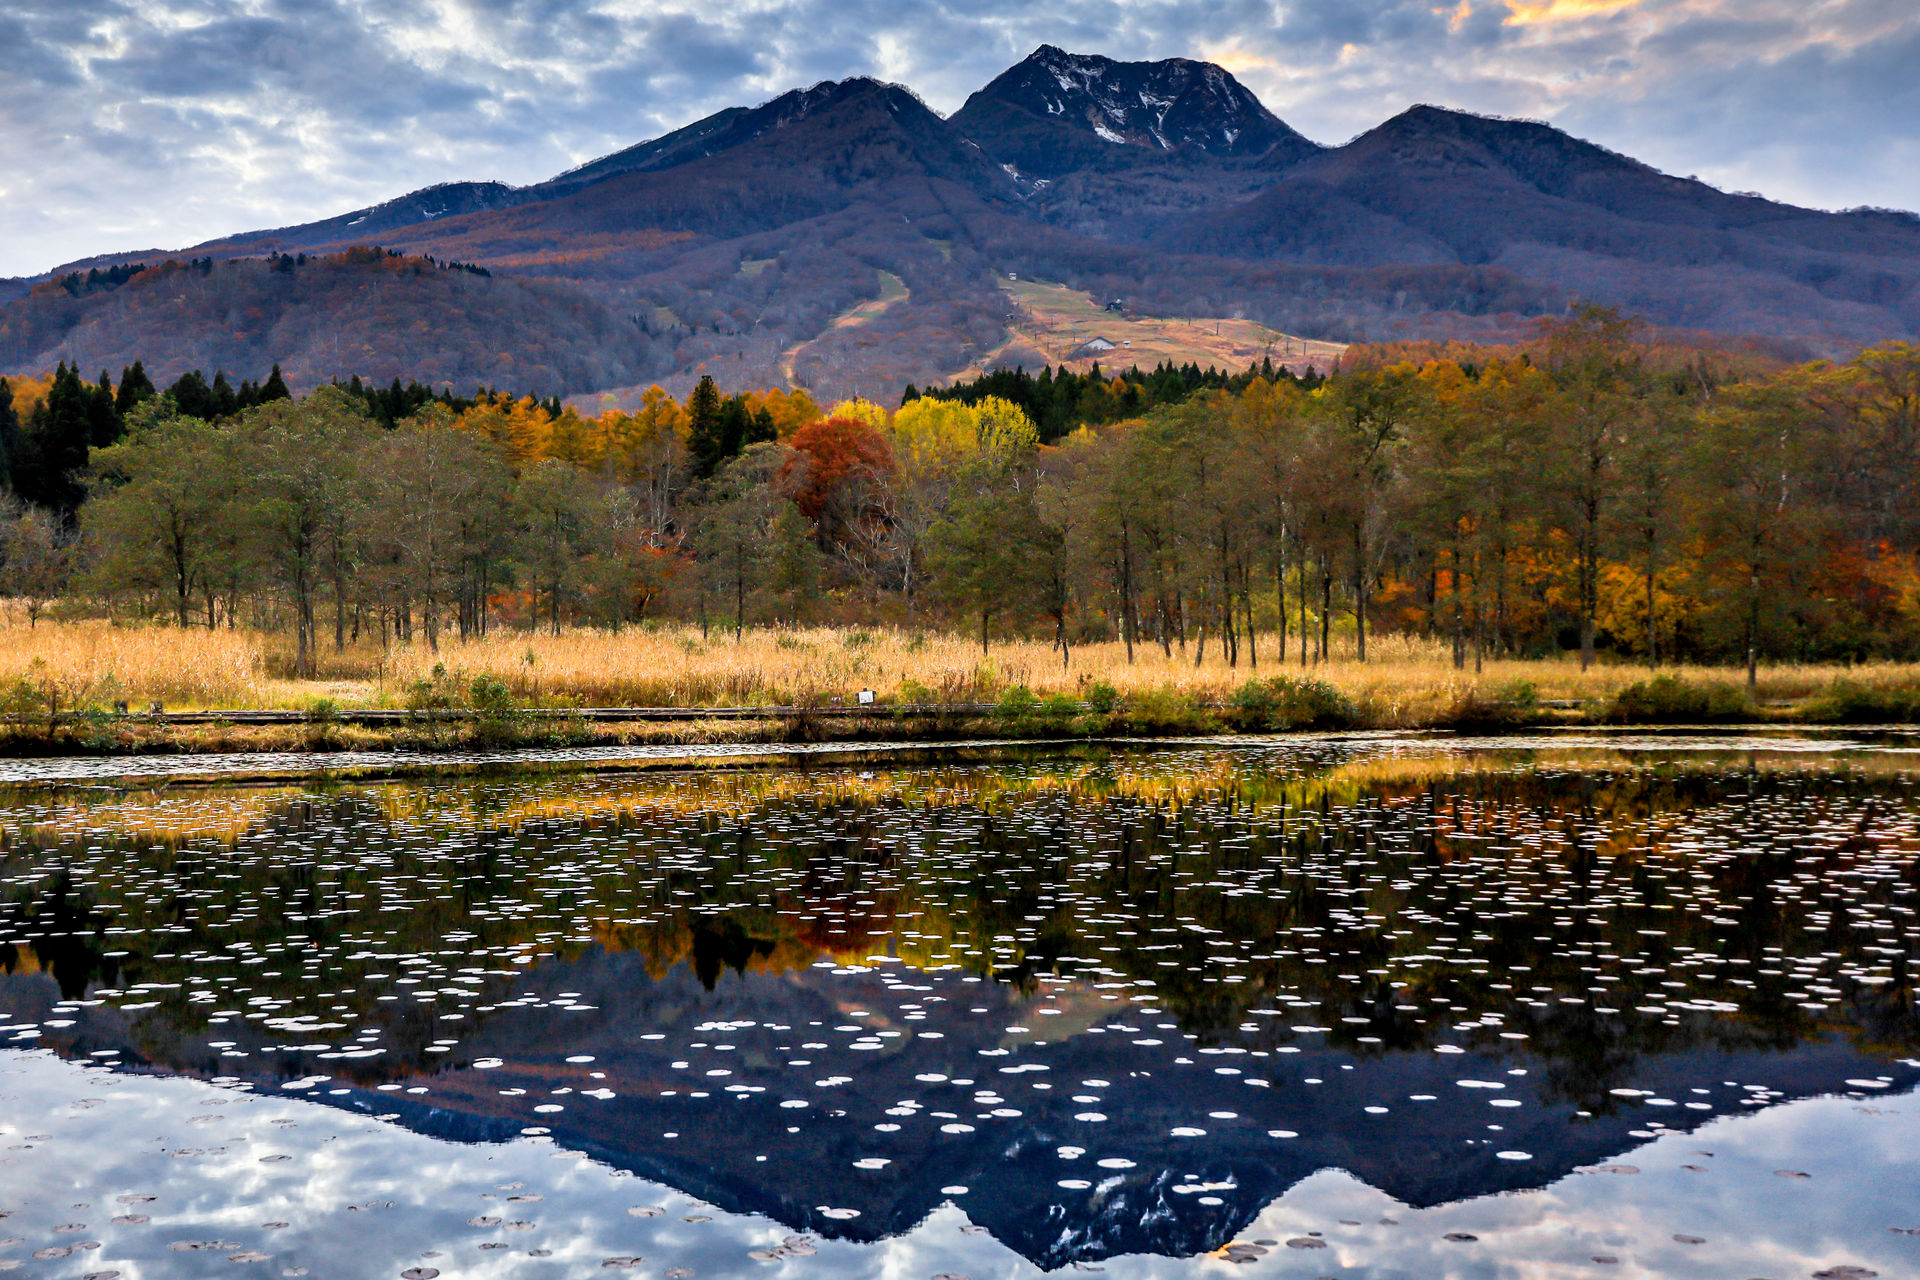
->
(1504, 0, 1642, 24)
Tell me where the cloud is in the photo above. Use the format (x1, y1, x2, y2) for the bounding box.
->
(0, 0, 1914, 276)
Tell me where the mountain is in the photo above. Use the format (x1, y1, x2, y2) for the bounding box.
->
(13, 943, 1918, 1269)
(0, 250, 659, 394)
(949, 45, 1320, 179)
(4, 50, 1918, 400)
(1155, 104, 1920, 341)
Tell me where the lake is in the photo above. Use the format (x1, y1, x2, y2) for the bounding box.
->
(1, 731, 1916, 1278)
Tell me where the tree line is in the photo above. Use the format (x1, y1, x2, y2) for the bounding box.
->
(1, 307, 1916, 685)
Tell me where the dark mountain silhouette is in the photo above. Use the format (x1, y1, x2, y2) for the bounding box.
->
(5, 49, 1918, 399)
(9, 947, 1917, 1269)
(1155, 104, 1920, 339)
(949, 45, 1320, 180)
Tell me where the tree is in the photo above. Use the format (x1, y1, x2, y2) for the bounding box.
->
(694, 444, 791, 640)
(0, 379, 19, 492)
(235, 388, 380, 676)
(514, 459, 599, 635)
(84, 402, 233, 626)
(0, 498, 73, 627)
(260, 364, 292, 404)
(14, 364, 104, 516)
(686, 376, 728, 479)
(928, 438, 1055, 653)
(1689, 383, 1821, 687)
(1541, 305, 1645, 670)
(784, 417, 894, 557)
(113, 362, 156, 417)
(1299, 365, 1417, 661)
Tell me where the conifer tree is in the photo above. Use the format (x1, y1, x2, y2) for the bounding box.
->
(168, 371, 214, 420)
(260, 364, 292, 403)
(0, 379, 18, 491)
(210, 372, 240, 419)
(114, 362, 156, 416)
(15, 364, 95, 514)
(686, 375, 727, 478)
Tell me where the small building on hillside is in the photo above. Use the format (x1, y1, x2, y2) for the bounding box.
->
(1070, 336, 1119, 360)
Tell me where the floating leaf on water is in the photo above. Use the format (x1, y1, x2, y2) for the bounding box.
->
(601, 1259, 644, 1270)
(400, 1270, 440, 1280)
(1284, 1238, 1326, 1250)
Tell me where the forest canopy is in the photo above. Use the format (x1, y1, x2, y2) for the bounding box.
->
(1, 310, 1917, 687)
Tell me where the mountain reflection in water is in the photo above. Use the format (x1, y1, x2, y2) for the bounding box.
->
(1, 736, 1917, 1276)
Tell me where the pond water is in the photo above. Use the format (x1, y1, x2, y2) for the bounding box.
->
(1, 732, 1917, 1279)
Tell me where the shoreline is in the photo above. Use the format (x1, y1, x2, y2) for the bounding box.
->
(0, 719, 1911, 791)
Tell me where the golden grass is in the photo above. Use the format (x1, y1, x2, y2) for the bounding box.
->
(958, 274, 1347, 379)
(3, 610, 1917, 719)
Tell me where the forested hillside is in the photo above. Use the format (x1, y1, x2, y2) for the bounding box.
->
(0, 249, 660, 397)
(4, 47, 1915, 403)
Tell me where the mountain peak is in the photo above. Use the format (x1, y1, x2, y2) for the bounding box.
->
(950, 47, 1319, 179)
(542, 75, 940, 194)
(1339, 104, 1672, 191)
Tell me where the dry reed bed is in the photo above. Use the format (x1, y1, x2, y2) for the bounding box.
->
(3, 615, 1916, 719)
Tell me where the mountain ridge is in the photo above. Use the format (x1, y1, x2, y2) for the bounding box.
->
(5, 47, 1917, 400)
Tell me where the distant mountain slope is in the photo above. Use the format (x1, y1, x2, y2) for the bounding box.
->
(0, 250, 658, 395)
(1156, 105, 1920, 340)
(6, 50, 1918, 398)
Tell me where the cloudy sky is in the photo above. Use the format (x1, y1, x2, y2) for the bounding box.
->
(2, 0, 1915, 277)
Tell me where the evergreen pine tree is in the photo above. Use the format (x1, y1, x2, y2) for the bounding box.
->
(260, 363, 292, 403)
(15, 363, 94, 514)
(114, 361, 156, 415)
(686, 375, 727, 478)
(0, 379, 18, 491)
(745, 406, 777, 448)
(210, 372, 239, 419)
(87, 370, 121, 447)
(168, 370, 213, 420)
(717, 395, 751, 460)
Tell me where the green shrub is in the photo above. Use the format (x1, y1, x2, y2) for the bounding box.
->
(895, 678, 934, 706)
(1443, 678, 1543, 728)
(1084, 679, 1120, 715)
(1608, 674, 1752, 723)
(1120, 687, 1215, 734)
(468, 673, 526, 743)
(994, 684, 1038, 728)
(1038, 692, 1081, 725)
(1799, 678, 1920, 723)
(1227, 676, 1356, 731)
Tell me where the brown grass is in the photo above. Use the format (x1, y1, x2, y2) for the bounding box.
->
(4, 610, 1917, 721)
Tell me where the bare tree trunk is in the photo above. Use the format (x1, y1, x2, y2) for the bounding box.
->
(1298, 558, 1309, 668)
(1318, 566, 1331, 665)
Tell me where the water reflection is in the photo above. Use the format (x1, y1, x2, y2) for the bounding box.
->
(0, 735, 1917, 1276)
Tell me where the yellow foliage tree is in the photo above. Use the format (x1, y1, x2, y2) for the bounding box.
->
(828, 397, 888, 430)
